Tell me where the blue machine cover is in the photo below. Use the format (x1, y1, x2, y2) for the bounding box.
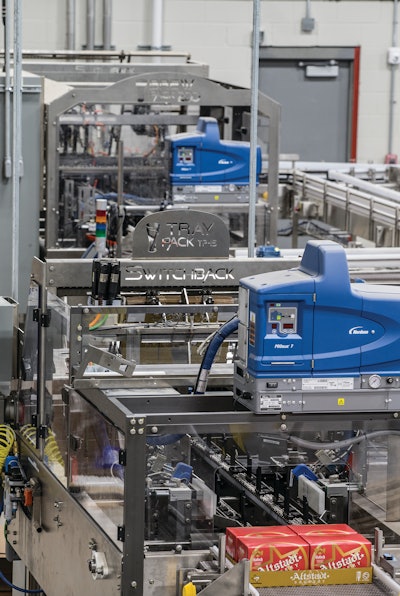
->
(169, 117, 262, 185)
(240, 240, 400, 378)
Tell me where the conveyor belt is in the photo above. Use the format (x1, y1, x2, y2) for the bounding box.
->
(258, 580, 395, 595)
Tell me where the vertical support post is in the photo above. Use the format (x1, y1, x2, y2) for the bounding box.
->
(248, 0, 260, 257)
(388, 0, 399, 155)
(12, 0, 22, 303)
(116, 140, 124, 258)
(3, 0, 11, 178)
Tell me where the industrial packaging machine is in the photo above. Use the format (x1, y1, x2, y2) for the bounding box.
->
(40, 68, 279, 257)
(3, 212, 400, 595)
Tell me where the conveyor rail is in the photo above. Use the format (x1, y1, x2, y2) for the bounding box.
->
(258, 581, 396, 595)
(292, 170, 400, 244)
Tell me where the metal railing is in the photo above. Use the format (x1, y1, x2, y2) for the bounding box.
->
(292, 170, 400, 246)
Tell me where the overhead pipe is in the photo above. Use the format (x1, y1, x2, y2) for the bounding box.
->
(3, 0, 11, 178)
(152, 0, 164, 50)
(86, 0, 95, 50)
(0, 49, 191, 60)
(66, 0, 76, 51)
(103, 0, 112, 51)
(301, 0, 315, 32)
(388, 0, 399, 155)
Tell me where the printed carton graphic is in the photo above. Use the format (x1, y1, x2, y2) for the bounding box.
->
(225, 526, 296, 561)
(236, 535, 309, 572)
(306, 534, 371, 570)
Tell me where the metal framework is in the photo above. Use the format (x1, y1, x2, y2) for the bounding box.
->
(43, 71, 281, 252)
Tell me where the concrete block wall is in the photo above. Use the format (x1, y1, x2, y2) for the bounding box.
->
(3, 0, 400, 162)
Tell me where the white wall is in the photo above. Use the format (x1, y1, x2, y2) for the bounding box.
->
(8, 1, 400, 162)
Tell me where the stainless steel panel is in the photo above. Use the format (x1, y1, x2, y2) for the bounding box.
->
(10, 449, 122, 596)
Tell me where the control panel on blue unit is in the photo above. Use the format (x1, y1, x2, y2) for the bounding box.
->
(268, 304, 298, 335)
(177, 147, 194, 165)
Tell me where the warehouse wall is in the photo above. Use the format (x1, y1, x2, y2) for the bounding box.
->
(7, 1, 400, 162)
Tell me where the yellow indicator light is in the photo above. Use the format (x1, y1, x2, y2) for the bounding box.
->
(337, 398, 345, 406)
(182, 582, 197, 596)
(214, 195, 220, 201)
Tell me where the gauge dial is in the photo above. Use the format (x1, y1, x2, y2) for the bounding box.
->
(368, 374, 382, 389)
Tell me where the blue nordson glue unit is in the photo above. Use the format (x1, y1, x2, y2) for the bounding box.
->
(235, 240, 400, 413)
(168, 117, 261, 203)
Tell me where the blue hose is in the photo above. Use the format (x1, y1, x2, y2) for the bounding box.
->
(0, 570, 43, 593)
(195, 316, 239, 394)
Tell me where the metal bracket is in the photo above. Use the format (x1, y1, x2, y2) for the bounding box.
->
(117, 526, 125, 542)
(32, 309, 51, 327)
(119, 449, 126, 466)
(38, 425, 47, 439)
(75, 344, 136, 379)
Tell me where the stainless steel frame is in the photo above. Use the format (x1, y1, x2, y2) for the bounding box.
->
(43, 71, 280, 253)
(12, 384, 400, 596)
(9, 249, 400, 595)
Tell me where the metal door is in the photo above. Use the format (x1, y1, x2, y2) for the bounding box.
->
(259, 47, 359, 162)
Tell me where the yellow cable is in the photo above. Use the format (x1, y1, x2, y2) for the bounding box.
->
(44, 431, 64, 466)
(20, 425, 64, 465)
(0, 425, 16, 472)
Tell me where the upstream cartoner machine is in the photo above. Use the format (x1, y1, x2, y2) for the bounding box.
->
(235, 239, 400, 414)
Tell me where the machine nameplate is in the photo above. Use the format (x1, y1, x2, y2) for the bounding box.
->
(132, 210, 230, 258)
(194, 185, 223, 193)
(260, 394, 282, 409)
(301, 378, 355, 391)
(124, 264, 235, 283)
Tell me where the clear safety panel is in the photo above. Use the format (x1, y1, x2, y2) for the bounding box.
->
(19, 285, 70, 484)
(68, 391, 125, 547)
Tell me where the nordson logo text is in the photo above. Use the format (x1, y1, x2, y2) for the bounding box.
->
(349, 326, 369, 335)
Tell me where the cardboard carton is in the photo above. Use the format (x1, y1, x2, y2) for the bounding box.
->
(306, 534, 371, 570)
(225, 525, 296, 561)
(236, 535, 309, 572)
(291, 523, 357, 537)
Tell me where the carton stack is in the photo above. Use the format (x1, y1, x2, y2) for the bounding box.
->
(226, 523, 372, 588)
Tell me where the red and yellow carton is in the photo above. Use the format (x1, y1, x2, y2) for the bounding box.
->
(291, 523, 358, 537)
(225, 526, 296, 561)
(249, 566, 373, 588)
(237, 535, 309, 573)
(306, 533, 371, 570)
